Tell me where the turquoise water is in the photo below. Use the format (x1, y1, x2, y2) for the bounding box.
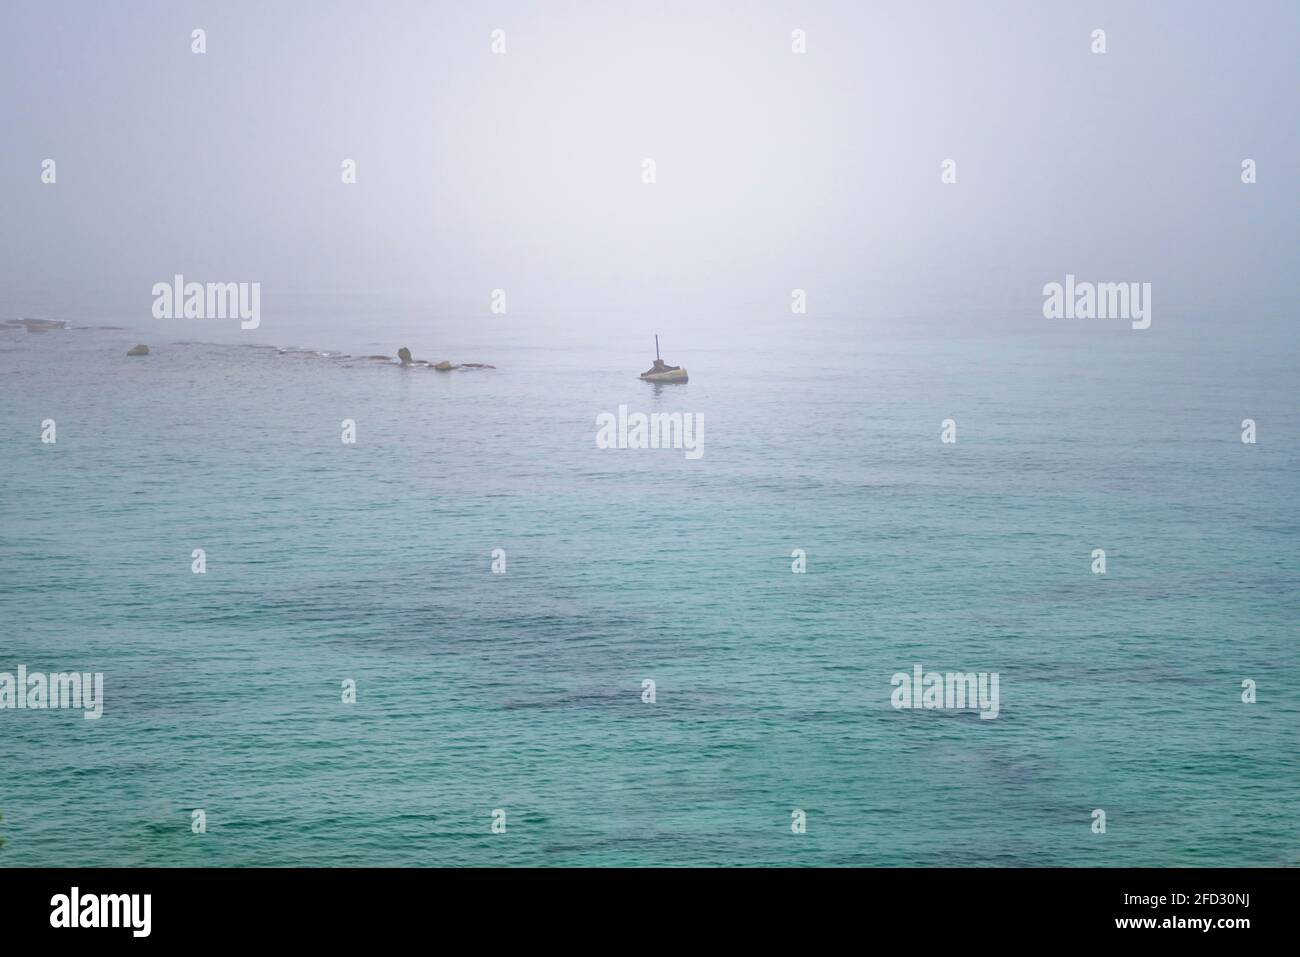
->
(1, 313, 1297, 866)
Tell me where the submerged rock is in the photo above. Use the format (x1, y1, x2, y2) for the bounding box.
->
(127, 344, 150, 356)
(429, 360, 495, 371)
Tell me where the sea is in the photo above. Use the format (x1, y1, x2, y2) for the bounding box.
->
(1, 295, 1297, 866)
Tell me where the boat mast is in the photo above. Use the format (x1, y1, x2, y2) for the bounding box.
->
(655, 334, 660, 361)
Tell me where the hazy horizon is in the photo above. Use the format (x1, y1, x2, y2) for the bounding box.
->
(3, 0, 1298, 346)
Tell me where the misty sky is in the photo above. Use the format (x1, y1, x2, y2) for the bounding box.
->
(1, 0, 1296, 333)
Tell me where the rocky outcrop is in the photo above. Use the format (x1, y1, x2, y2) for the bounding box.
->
(262, 344, 496, 371)
(127, 344, 149, 356)
(5, 318, 69, 334)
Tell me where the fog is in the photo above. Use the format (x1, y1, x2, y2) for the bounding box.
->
(2, 0, 1296, 344)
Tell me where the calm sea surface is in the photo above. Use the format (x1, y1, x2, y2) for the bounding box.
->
(1, 309, 1296, 866)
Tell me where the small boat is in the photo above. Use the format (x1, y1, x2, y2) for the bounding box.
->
(639, 335, 688, 382)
